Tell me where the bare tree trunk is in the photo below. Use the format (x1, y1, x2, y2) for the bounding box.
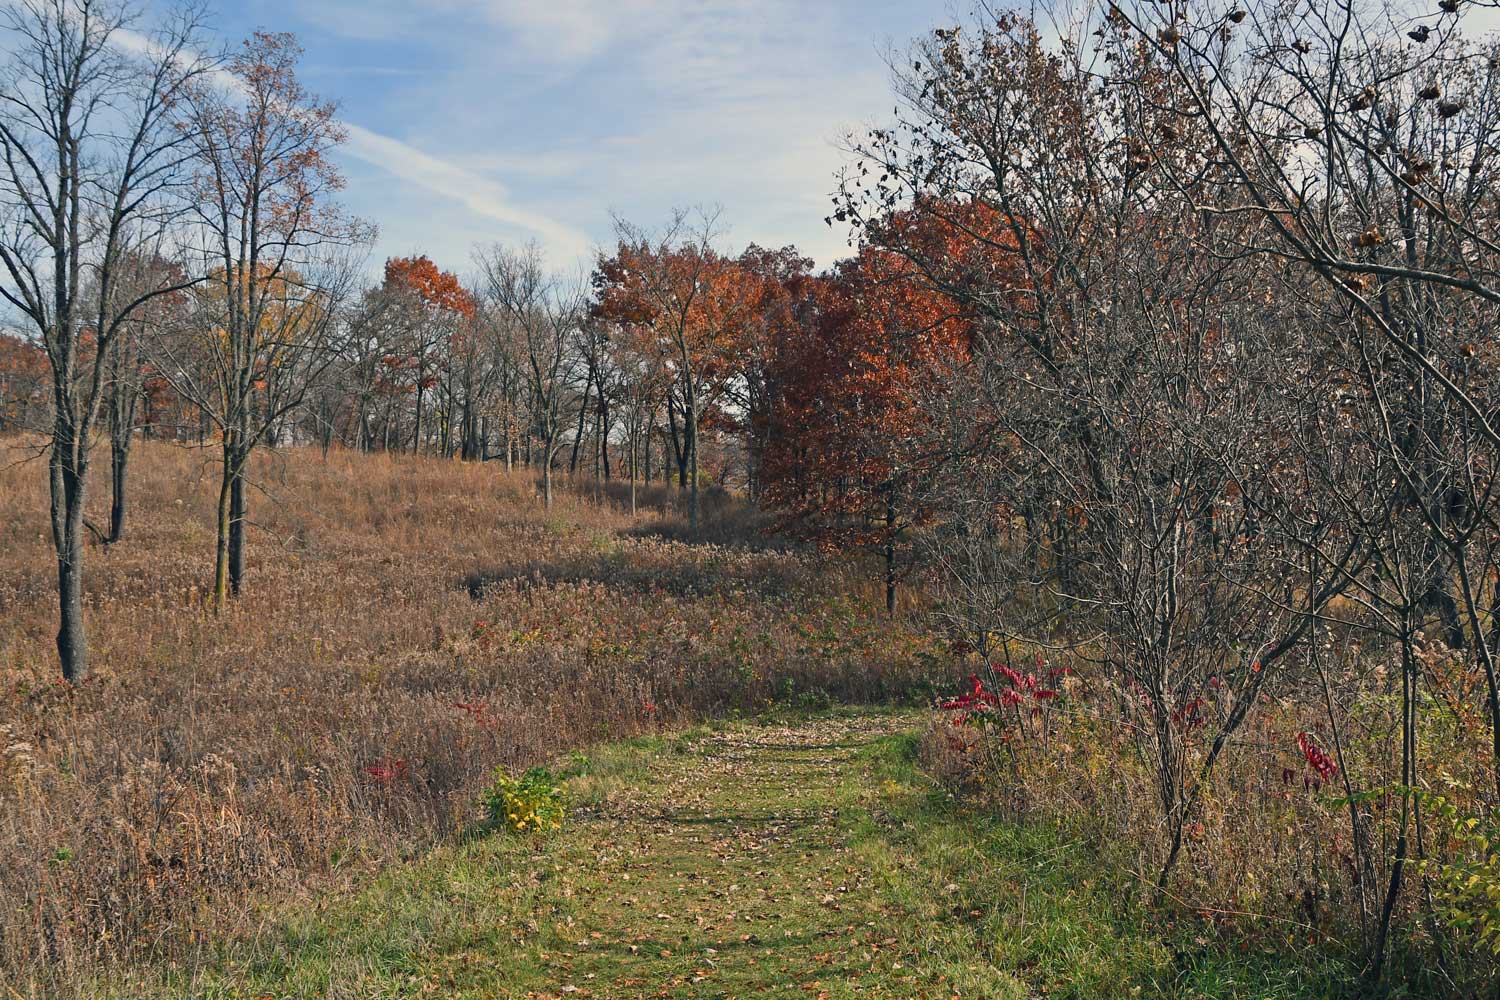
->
(51, 431, 88, 682)
(629, 429, 638, 516)
(356, 401, 371, 452)
(598, 390, 611, 480)
(570, 373, 591, 475)
(106, 335, 141, 544)
(108, 439, 130, 544)
(666, 399, 687, 488)
(413, 378, 425, 454)
(213, 448, 233, 609)
(229, 461, 246, 597)
(685, 376, 700, 536)
(1454, 552, 1500, 801)
(1370, 620, 1420, 984)
(885, 495, 897, 617)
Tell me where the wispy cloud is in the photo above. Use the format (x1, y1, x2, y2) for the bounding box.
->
(110, 20, 592, 266)
(429, 0, 888, 262)
(339, 123, 592, 260)
(130, 0, 936, 270)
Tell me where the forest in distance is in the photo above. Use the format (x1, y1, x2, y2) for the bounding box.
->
(4, 0, 1500, 997)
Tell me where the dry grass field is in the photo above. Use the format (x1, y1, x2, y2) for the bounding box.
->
(0, 439, 941, 995)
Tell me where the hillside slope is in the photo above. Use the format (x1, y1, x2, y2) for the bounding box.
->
(0, 441, 938, 994)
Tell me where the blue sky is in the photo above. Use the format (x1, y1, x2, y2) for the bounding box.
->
(188, 1, 950, 276)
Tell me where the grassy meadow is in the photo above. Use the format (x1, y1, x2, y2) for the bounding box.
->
(0, 439, 942, 995)
(0, 438, 1481, 999)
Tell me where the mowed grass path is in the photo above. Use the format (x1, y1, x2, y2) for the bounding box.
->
(111, 712, 1349, 1000)
(114, 713, 1028, 999)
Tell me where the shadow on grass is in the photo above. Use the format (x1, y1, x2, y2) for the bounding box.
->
(460, 548, 808, 602)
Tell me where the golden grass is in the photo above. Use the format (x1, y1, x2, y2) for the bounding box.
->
(0, 437, 940, 995)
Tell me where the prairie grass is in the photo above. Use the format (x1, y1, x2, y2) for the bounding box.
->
(0, 438, 942, 995)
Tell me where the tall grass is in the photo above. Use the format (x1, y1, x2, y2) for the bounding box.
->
(0, 438, 942, 995)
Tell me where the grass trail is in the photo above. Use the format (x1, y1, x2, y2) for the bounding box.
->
(113, 711, 1352, 1000)
(492, 712, 972, 998)
(119, 712, 1029, 999)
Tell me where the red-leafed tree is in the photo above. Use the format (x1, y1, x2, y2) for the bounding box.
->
(760, 208, 1016, 614)
(726, 244, 815, 499)
(0, 332, 46, 433)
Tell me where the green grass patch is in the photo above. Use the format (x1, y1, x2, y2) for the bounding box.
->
(98, 713, 1364, 999)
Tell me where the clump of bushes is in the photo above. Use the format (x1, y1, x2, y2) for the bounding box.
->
(922, 653, 1500, 993)
(484, 765, 566, 835)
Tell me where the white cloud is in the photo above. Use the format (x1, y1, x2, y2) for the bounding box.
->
(122, 0, 925, 270)
(340, 123, 593, 262)
(442, 0, 877, 263)
(476, 0, 623, 62)
(110, 21, 592, 266)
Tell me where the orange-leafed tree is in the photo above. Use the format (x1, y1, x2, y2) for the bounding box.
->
(381, 255, 475, 454)
(594, 210, 762, 535)
(760, 221, 983, 615)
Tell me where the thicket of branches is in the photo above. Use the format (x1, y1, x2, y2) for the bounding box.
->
(827, 0, 1500, 989)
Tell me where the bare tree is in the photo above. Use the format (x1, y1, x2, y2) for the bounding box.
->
(0, 0, 211, 680)
(1075, 2, 1500, 975)
(164, 31, 369, 607)
(839, 5, 1365, 890)
(99, 249, 186, 541)
(477, 241, 586, 509)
